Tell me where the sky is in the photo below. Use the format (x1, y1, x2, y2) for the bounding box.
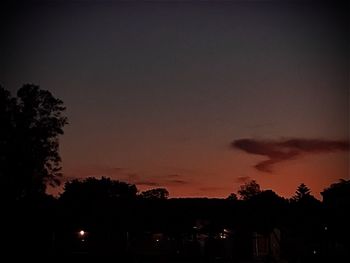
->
(1, 0, 349, 199)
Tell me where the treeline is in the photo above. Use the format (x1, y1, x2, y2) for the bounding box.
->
(4, 176, 350, 262)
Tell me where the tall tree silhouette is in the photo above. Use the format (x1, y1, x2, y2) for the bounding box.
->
(0, 84, 68, 201)
(292, 183, 312, 201)
(238, 180, 261, 200)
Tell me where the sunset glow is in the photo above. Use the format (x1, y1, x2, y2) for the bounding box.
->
(3, 1, 348, 199)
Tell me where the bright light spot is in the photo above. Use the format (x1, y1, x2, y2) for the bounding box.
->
(156, 239, 160, 242)
(79, 230, 85, 236)
(324, 226, 328, 231)
(219, 233, 227, 239)
(313, 250, 317, 255)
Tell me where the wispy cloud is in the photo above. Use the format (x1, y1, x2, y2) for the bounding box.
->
(235, 176, 251, 183)
(63, 168, 191, 188)
(167, 174, 182, 178)
(232, 138, 349, 173)
(164, 174, 189, 185)
(199, 186, 228, 192)
(126, 173, 139, 180)
(63, 165, 124, 178)
(134, 181, 160, 187)
(63, 165, 124, 181)
(167, 179, 188, 185)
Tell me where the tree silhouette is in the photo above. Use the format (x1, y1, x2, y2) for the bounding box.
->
(0, 87, 16, 197)
(321, 179, 350, 257)
(226, 192, 238, 201)
(248, 190, 287, 232)
(238, 180, 261, 200)
(139, 188, 169, 200)
(292, 183, 312, 201)
(0, 84, 68, 200)
(321, 179, 350, 208)
(60, 177, 138, 203)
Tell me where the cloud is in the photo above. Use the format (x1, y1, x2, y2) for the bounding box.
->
(126, 173, 139, 180)
(134, 181, 160, 187)
(199, 186, 228, 192)
(89, 166, 124, 175)
(232, 138, 349, 173)
(235, 176, 251, 183)
(167, 174, 182, 178)
(63, 165, 124, 179)
(167, 179, 188, 185)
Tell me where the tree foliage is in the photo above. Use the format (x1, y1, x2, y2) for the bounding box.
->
(237, 180, 261, 200)
(292, 183, 312, 201)
(321, 179, 350, 207)
(0, 84, 68, 200)
(60, 177, 138, 202)
(139, 188, 169, 200)
(226, 192, 238, 201)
